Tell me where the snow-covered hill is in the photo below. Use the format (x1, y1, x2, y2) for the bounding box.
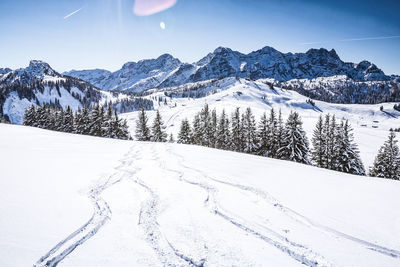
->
(0, 60, 153, 124)
(1, 123, 399, 266)
(0, 60, 104, 124)
(63, 46, 398, 103)
(120, 77, 400, 168)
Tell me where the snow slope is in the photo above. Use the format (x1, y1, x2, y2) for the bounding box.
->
(1, 124, 400, 266)
(120, 78, 400, 168)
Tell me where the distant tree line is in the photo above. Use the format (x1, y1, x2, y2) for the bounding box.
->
(275, 80, 400, 104)
(23, 104, 131, 140)
(136, 105, 372, 176)
(104, 97, 154, 113)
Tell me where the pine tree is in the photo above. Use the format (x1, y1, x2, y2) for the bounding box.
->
(257, 112, 269, 156)
(178, 119, 192, 144)
(336, 120, 365, 175)
(242, 107, 258, 154)
(199, 104, 213, 147)
(267, 108, 279, 157)
(36, 105, 49, 129)
(103, 105, 114, 138)
(311, 115, 325, 167)
(23, 105, 36, 126)
(370, 131, 400, 180)
(216, 109, 230, 150)
(277, 111, 310, 164)
(88, 105, 104, 137)
(323, 115, 336, 169)
(63, 106, 74, 133)
(231, 107, 243, 152)
(210, 108, 218, 148)
(151, 110, 167, 142)
(75, 106, 90, 135)
(116, 114, 131, 140)
(191, 114, 202, 145)
(274, 109, 284, 159)
(135, 108, 151, 141)
(54, 108, 64, 131)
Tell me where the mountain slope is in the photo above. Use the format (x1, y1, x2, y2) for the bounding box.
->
(64, 46, 395, 97)
(1, 123, 399, 266)
(64, 54, 181, 92)
(0, 60, 104, 124)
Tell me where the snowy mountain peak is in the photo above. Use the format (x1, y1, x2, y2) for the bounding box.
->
(213, 46, 234, 54)
(27, 60, 59, 77)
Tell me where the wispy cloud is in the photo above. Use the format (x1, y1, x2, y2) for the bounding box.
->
(63, 6, 85, 20)
(300, 35, 400, 45)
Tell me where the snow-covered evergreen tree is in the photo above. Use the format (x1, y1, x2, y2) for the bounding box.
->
(74, 106, 90, 135)
(88, 105, 104, 137)
(311, 115, 325, 167)
(274, 109, 284, 159)
(277, 111, 309, 164)
(370, 131, 400, 180)
(216, 109, 230, 150)
(191, 114, 202, 145)
(257, 112, 269, 156)
(242, 107, 258, 154)
(115, 114, 131, 140)
(135, 108, 151, 141)
(62, 106, 74, 133)
(231, 107, 243, 152)
(199, 104, 213, 147)
(267, 108, 279, 158)
(23, 105, 36, 126)
(178, 118, 192, 144)
(151, 110, 167, 142)
(210, 108, 218, 148)
(336, 120, 365, 175)
(103, 105, 114, 138)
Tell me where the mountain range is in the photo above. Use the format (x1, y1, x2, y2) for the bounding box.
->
(1, 45, 399, 123)
(64, 46, 393, 93)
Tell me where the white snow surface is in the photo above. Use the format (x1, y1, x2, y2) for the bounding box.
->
(1, 124, 400, 266)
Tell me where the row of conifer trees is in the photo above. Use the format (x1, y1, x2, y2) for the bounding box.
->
(135, 104, 399, 179)
(135, 109, 171, 142)
(23, 104, 131, 140)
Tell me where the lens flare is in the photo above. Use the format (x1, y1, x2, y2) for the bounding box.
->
(160, 21, 166, 30)
(133, 0, 177, 16)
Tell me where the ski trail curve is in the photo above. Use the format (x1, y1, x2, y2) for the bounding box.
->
(34, 145, 140, 267)
(164, 145, 331, 267)
(126, 144, 202, 267)
(206, 170, 400, 259)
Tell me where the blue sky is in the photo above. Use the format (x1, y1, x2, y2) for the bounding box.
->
(0, 0, 399, 75)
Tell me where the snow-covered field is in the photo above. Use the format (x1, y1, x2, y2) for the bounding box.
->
(121, 78, 400, 168)
(1, 123, 400, 266)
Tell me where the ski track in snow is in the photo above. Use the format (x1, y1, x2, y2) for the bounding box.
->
(34, 146, 140, 267)
(165, 145, 400, 262)
(33, 142, 400, 266)
(133, 144, 206, 267)
(163, 145, 331, 267)
(203, 176, 400, 259)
